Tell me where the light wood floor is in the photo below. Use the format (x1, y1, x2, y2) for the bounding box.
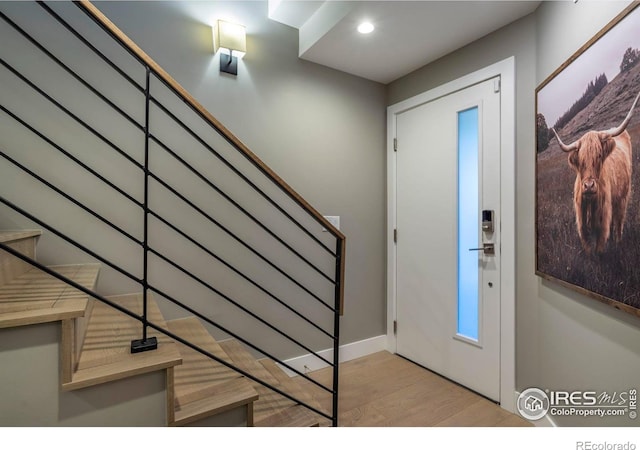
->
(294, 351, 533, 427)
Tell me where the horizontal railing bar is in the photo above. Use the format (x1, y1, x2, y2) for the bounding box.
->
(161, 328, 334, 422)
(148, 79, 345, 242)
(37, 1, 145, 95)
(34, 1, 336, 272)
(0, 56, 144, 172)
(147, 208, 336, 337)
(76, 0, 347, 341)
(148, 100, 337, 257)
(0, 151, 143, 247)
(0, 197, 143, 286)
(147, 282, 334, 396)
(148, 171, 336, 313)
(0, 10, 144, 139)
(0, 241, 334, 422)
(0, 240, 146, 322)
(0, 104, 143, 209)
(74, 1, 345, 242)
(73, 1, 146, 74)
(148, 247, 334, 367)
(150, 133, 336, 284)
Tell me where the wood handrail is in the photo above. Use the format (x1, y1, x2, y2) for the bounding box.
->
(77, 1, 345, 313)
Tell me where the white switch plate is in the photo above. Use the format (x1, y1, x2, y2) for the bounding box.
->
(323, 216, 340, 231)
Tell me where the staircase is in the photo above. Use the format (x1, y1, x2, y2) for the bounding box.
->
(0, 229, 330, 426)
(0, 0, 343, 427)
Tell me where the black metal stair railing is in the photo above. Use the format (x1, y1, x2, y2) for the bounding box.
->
(0, 240, 332, 421)
(0, 0, 344, 426)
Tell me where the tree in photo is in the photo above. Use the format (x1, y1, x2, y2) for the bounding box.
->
(620, 47, 640, 73)
(553, 73, 608, 130)
(536, 113, 550, 153)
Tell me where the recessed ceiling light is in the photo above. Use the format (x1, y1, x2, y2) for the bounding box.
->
(357, 22, 374, 34)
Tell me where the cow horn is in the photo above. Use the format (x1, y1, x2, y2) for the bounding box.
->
(552, 128, 578, 152)
(602, 91, 640, 138)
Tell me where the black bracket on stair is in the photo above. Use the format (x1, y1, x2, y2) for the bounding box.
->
(130, 336, 158, 353)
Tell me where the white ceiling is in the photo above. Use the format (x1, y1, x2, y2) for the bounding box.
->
(269, 1, 541, 84)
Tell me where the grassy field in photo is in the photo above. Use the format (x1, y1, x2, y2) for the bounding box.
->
(536, 62, 640, 311)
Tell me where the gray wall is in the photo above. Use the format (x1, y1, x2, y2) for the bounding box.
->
(533, 0, 640, 427)
(91, 1, 388, 352)
(4, 0, 639, 427)
(0, 0, 387, 361)
(388, 1, 640, 426)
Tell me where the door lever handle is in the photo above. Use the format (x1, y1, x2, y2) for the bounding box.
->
(468, 243, 495, 255)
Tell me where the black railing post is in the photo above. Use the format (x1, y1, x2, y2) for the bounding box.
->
(131, 67, 157, 354)
(332, 239, 342, 427)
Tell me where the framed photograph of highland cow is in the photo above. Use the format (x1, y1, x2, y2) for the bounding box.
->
(535, 2, 640, 318)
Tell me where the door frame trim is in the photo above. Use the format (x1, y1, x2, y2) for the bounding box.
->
(386, 57, 516, 413)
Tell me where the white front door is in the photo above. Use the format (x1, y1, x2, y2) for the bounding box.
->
(394, 77, 501, 402)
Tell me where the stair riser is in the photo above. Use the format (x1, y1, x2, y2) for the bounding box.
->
(74, 297, 95, 368)
(0, 321, 169, 426)
(219, 339, 320, 426)
(175, 405, 251, 427)
(166, 317, 258, 427)
(0, 236, 38, 288)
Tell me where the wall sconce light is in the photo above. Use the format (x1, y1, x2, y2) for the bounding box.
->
(214, 20, 246, 76)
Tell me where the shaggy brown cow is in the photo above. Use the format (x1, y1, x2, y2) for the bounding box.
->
(553, 92, 640, 255)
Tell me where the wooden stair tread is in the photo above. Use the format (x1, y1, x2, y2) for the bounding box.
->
(166, 317, 258, 426)
(254, 404, 320, 427)
(166, 317, 240, 400)
(0, 264, 100, 328)
(172, 377, 258, 426)
(260, 359, 321, 408)
(260, 359, 331, 426)
(0, 229, 42, 243)
(0, 298, 88, 329)
(63, 293, 182, 391)
(219, 339, 319, 427)
(0, 230, 40, 289)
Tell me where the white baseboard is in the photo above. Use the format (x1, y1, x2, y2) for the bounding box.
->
(277, 334, 387, 377)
